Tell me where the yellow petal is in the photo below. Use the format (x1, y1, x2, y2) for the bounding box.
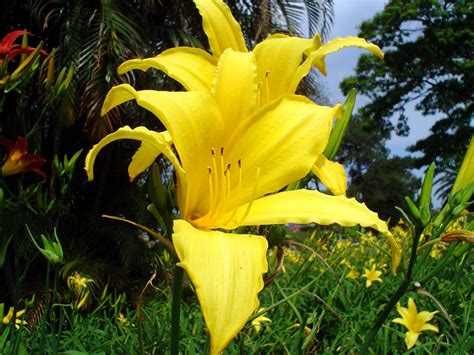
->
(225, 97, 341, 211)
(396, 302, 410, 320)
(172, 219, 268, 354)
(230, 189, 401, 274)
(417, 310, 438, 324)
(128, 129, 172, 181)
(84, 126, 183, 182)
(311, 155, 347, 195)
(405, 331, 419, 349)
(15, 309, 26, 318)
(117, 47, 217, 92)
(408, 297, 418, 315)
(392, 317, 409, 328)
(128, 142, 162, 182)
(253, 34, 314, 106)
(101, 84, 224, 216)
(211, 49, 258, 135)
(289, 36, 384, 92)
(419, 323, 439, 333)
(193, 0, 247, 57)
(2, 307, 14, 324)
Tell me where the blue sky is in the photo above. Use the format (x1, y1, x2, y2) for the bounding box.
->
(319, 0, 432, 158)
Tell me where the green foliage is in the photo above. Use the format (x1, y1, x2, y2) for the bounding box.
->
(338, 113, 420, 222)
(340, 0, 473, 179)
(2, 217, 471, 353)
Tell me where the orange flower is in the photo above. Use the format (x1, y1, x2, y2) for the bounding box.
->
(0, 137, 46, 181)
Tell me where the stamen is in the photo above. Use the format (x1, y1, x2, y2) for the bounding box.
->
(213, 147, 227, 219)
(237, 167, 260, 226)
(220, 159, 243, 226)
(208, 166, 214, 217)
(210, 148, 220, 219)
(225, 164, 231, 204)
(224, 166, 260, 229)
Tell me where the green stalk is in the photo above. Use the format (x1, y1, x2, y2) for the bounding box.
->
(40, 261, 51, 350)
(170, 265, 184, 355)
(360, 229, 422, 352)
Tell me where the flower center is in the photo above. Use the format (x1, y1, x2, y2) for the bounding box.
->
(190, 147, 260, 229)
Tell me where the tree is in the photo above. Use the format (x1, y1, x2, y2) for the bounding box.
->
(337, 114, 420, 222)
(340, 0, 473, 176)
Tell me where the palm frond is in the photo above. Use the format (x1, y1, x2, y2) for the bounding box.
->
(273, 0, 334, 39)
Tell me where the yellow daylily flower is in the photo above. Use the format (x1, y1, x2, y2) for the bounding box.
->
(392, 297, 439, 349)
(251, 308, 271, 333)
(116, 0, 384, 197)
(86, 49, 397, 354)
(118, 312, 127, 326)
(362, 264, 383, 288)
(291, 323, 312, 335)
(2, 307, 27, 329)
(346, 266, 360, 280)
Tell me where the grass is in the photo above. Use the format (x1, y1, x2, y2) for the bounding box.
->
(2, 222, 472, 354)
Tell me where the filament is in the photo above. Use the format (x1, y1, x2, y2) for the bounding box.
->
(229, 166, 260, 229)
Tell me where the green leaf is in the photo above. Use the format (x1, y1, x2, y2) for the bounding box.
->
(323, 88, 356, 160)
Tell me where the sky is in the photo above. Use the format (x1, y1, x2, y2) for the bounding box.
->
(319, 0, 432, 158)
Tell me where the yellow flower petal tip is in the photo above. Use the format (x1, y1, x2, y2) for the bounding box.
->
(193, 0, 247, 57)
(100, 84, 138, 116)
(85, 126, 177, 182)
(172, 220, 268, 354)
(392, 297, 438, 349)
(312, 155, 347, 196)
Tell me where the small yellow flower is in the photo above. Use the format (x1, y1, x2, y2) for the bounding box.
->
(362, 264, 382, 288)
(118, 312, 127, 326)
(284, 248, 304, 264)
(335, 239, 351, 251)
(291, 323, 312, 335)
(67, 272, 93, 289)
(2, 307, 27, 329)
(392, 297, 439, 349)
(429, 242, 447, 259)
(251, 308, 271, 333)
(67, 272, 95, 309)
(346, 266, 359, 280)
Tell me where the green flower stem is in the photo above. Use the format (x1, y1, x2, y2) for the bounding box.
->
(360, 229, 422, 352)
(170, 265, 184, 355)
(418, 243, 458, 284)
